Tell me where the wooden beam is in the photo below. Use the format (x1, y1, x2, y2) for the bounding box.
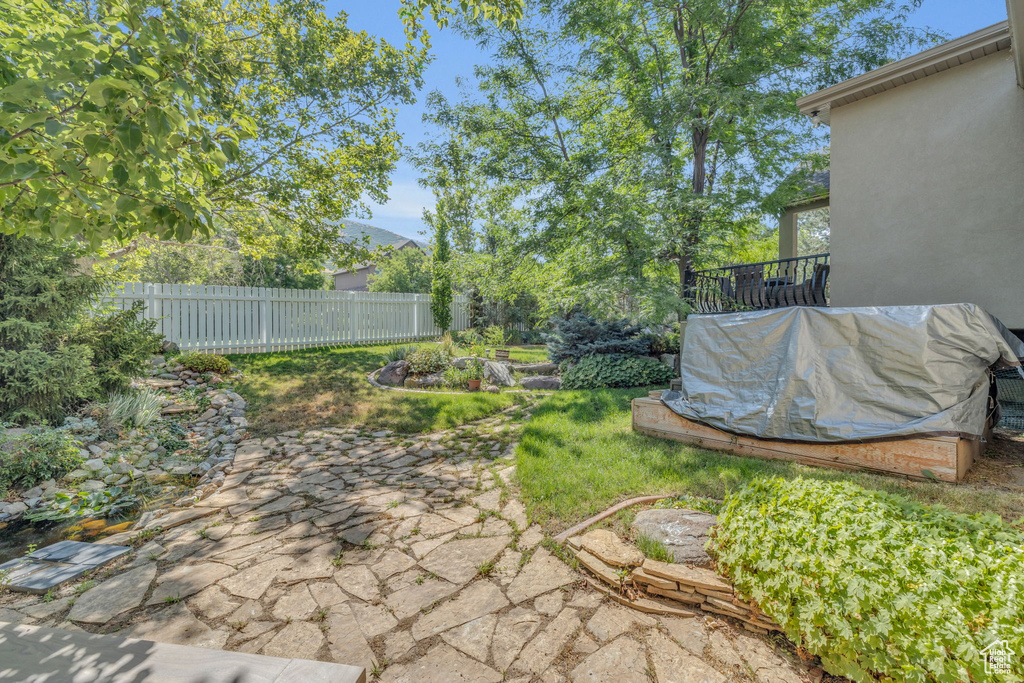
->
(632, 396, 980, 483)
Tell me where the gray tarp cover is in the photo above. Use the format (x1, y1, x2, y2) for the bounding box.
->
(661, 304, 1024, 442)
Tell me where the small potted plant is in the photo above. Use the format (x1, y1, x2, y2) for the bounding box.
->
(466, 358, 484, 391)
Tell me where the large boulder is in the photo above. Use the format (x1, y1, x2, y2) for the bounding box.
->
(483, 361, 516, 387)
(630, 508, 717, 566)
(510, 362, 559, 375)
(520, 375, 561, 390)
(404, 371, 445, 388)
(378, 359, 410, 386)
(452, 356, 483, 369)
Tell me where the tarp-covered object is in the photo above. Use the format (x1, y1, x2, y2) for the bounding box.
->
(661, 304, 1024, 442)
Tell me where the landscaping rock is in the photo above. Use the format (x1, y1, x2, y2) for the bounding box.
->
(379, 360, 411, 386)
(68, 564, 157, 624)
(510, 362, 558, 374)
(485, 385, 500, 393)
(631, 509, 717, 566)
(579, 528, 644, 567)
(405, 371, 445, 388)
(519, 375, 561, 390)
(483, 361, 516, 387)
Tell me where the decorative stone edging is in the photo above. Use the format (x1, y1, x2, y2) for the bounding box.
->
(366, 367, 552, 395)
(567, 525, 781, 635)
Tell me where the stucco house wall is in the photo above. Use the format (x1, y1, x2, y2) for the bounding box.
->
(333, 266, 374, 292)
(828, 49, 1024, 328)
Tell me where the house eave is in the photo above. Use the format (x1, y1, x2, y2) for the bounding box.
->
(797, 21, 1012, 126)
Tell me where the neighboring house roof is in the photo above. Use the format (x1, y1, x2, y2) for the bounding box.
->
(329, 220, 427, 276)
(797, 21, 1013, 125)
(780, 152, 830, 210)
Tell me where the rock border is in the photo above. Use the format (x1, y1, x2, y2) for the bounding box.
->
(366, 367, 552, 395)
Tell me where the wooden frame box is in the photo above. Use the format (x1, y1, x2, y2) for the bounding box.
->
(632, 394, 981, 483)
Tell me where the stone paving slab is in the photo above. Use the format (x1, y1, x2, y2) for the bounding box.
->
(0, 621, 364, 682)
(0, 541, 130, 594)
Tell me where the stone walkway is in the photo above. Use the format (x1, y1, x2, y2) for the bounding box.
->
(0, 409, 816, 683)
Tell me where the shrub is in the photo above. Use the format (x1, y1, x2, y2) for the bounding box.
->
(483, 325, 508, 349)
(76, 301, 163, 394)
(545, 313, 649, 363)
(0, 235, 101, 424)
(710, 477, 1024, 683)
(104, 388, 163, 429)
(178, 352, 232, 374)
(0, 426, 84, 491)
(380, 344, 418, 365)
(644, 323, 681, 356)
(560, 354, 674, 389)
(407, 346, 449, 375)
(443, 365, 471, 389)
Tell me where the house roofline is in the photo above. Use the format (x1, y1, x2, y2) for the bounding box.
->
(797, 21, 1012, 125)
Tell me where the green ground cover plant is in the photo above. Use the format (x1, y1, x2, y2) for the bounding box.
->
(560, 354, 674, 389)
(178, 353, 232, 375)
(711, 477, 1024, 682)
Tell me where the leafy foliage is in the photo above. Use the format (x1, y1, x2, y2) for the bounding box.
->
(431, 220, 453, 333)
(560, 354, 673, 390)
(0, 0, 248, 246)
(710, 478, 1024, 682)
(0, 236, 100, 424)
(368, 247, 432, 293)
(103, 388, 163, 429)
(77, 302, 162, 394)
(407, 346, 450, 375)
(26, 486, 141, 522)
(546, 313, 649, 364)
(178, 352, 232, 375)
(643, 324, 681, 357)
(380, 345, 418, 365)
(0, 426, 84, 491)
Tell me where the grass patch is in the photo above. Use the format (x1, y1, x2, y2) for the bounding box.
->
(634, 533, 673, 562)
(227, 343, 533, 435)
(516, 388, 1024, 531)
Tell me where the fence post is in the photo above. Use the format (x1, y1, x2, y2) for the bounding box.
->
(261, 288, 270, 353)
(146, 283, 156, 326)
(414, 295, 420, 339)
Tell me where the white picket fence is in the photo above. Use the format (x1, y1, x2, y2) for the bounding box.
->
(103, 283, 470, 354)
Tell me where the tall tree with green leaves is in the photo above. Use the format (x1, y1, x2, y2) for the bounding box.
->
(427, 0, 936, 323)
(1, 0, 523, 265)
(430, 219, 453, 332)
(368, 247, 432, 294)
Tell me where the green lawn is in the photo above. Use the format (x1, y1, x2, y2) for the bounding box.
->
(228, 343, 532, 436)
(516, 388, 1024, 532)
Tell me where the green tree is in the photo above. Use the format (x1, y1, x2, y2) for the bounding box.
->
(0, 235, 100, 424)
(2, 0, 523, 264)
(430, 220, 453, 332)
(367, 247, 432, 294)
(427, 1, 936, 324)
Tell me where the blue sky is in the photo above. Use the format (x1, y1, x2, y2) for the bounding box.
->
(332, 0, 1011, 242)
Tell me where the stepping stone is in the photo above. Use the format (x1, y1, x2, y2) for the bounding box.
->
(512, 607, 581, 675)
(308, 581, 347, 608)
(68, 564, 157, 624)
(371, 550, 417, 580)
(659, 614, 709, 656)
(334, 564, 380, 603)
(385, 629, 417, 661)
(579, 529, 643, 568)
(272, 584, 319, 621)
(418, 536, 509, 584)
(262, 621, 324, 661)
(441, 613, 497, 662)
(190, 586, 242, 621)
(327, 603, 378, 673)
(0, 541, 131, 594)
(350, 600, 398, 638)
(411, 581, 510, 640)
(647, 629, 726, 683)
(219, 556, 293, 600)
(492, 607, 542, 670)
(631, 509, 717, 566)
(383, 643, 502, 683)
(570, 635, 649, 683)
(385, 578, 461, 621)
(641, 559, 732, 594)
(535, 591, 564, 617)
(149, 562, 235, 605)
(122, 603, 229, 650)
(506, 548, 576, 604)
(585, 604, 655, 643)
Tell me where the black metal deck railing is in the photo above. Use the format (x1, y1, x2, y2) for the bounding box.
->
(684, 253, 830, 314)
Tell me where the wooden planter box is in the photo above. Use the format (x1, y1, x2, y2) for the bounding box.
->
(632, 393, 982, 483)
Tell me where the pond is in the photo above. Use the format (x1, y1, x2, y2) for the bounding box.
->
(0, 480, 190, 564)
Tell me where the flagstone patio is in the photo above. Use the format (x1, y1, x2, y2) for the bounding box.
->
(0, 409, 816, 682)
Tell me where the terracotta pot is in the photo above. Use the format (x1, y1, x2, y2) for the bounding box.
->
(468, 379, 482, 391)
